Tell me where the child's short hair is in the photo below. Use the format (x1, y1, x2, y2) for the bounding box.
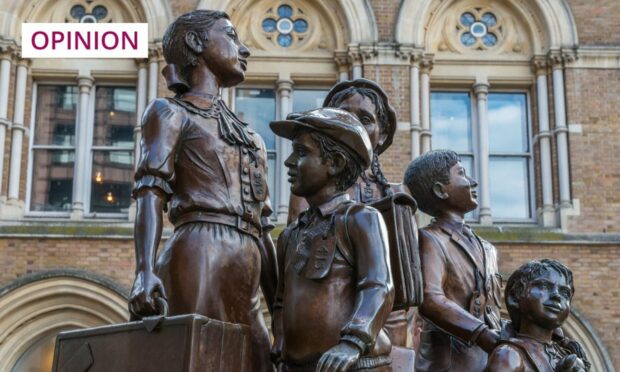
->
(403, 150, 459, 217)
(505, 259, 574, 332)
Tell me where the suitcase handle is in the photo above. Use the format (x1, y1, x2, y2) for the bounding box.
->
(155, 296, 169, 317)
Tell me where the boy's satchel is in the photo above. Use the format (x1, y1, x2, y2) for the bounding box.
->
(52, 314, 250, 372)
(368, 192, 423, 310)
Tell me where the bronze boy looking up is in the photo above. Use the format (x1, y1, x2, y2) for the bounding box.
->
(129, 10, 275, 370)
(486, 259, 590, 372)
(404, 150, 502, 371)
(271, 108, 394, 372)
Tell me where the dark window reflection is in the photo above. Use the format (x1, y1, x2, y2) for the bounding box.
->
(90, 87, 136, 214)
(30, 86, 77, 212)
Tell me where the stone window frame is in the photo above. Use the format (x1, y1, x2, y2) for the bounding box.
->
(25, 79, 138, 220)
(429, 85, 537, 224)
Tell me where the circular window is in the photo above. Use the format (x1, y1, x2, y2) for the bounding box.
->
(261, 4, 309, 48)
(294, 19, 308, 33)
(470, 22, 487, 37)
(262, 18, 277, 32)
(459, 11, 499, 48)
(277, 34, 293, 47)
(277, 18, 293, 34)
(277, 5, 293, 18)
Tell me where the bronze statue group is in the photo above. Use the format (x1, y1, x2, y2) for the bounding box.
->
(129, 10, 590, 372)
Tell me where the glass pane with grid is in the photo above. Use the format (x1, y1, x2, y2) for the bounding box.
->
(90, 87, 136, 213)
(30, 85, 78, 212)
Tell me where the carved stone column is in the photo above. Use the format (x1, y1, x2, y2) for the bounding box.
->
(549, 52, 571, 210)
(0, 45, 14, 197)
(473, 82, 492, 225)
(334, 51, 349, 82)
(419, 56, 434, 154)
(71, 76, 94, 219)
(148, 46, 162, 103)
(532, 57, 555, 226)
(134, 60, 148, 170)
(409, 52, 422, 159)
(7, 58, 30, 206)
(276, 79, 293, 223)
(348, 46, 363, 80)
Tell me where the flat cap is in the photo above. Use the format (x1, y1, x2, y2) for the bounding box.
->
(323, 78, 397, 155)
(270, 107, 373, 168)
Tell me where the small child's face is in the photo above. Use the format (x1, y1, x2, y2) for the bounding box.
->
(285, 131, 331, 198)
(520, 269, 572, 330)
(442, 162, 478, 213)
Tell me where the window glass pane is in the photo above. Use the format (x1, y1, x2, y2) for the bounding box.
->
(488, 93, 528, 153)
(292, 89, 328, 112)
(235, 89, 276, 150)
(431, 92, 472, 152)
(91, 150, 134, 213)
(30, 150, 74, 212)
(93, 87, 136, 147)
(489, 157, 530, 219)
(34, 86, 77, 146)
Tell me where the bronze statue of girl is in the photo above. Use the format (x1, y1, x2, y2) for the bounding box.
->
(128, 10, 275, 371)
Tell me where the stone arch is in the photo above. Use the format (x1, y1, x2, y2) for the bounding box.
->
(0, 270, 129, 371)
(0, 0, 173, 43)
(197, 0, 377, 45)
(395, 0, 578, 53)
(562, 308, 615, 372)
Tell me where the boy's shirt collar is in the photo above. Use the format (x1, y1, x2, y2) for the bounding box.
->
(298, 193, 350, 226)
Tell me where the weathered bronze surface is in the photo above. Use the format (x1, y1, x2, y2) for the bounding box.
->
(52, 314, 250, 372)
(288, 79, 422, 348)
(128, 10, 275, 370)
(271, 108, 394, 371)
(486, 259, 590, 372)
(404, 150, 502, 372)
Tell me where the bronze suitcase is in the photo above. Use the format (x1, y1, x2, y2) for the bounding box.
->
(52, 314, 250, 372)
(370, 192, 423, 310)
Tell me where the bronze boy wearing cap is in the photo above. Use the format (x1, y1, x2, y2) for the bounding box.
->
(404, 150, 502, 371)
(270, 108, 394, 372)
(287, 79, 421, 348)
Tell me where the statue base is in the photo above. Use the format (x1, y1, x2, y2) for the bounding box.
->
(52, 314, 250, 372)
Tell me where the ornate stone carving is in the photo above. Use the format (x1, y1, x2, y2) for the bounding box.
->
(231, 0, 338, 52)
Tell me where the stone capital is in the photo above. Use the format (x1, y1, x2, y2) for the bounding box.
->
(473, 82, 490, 97)
(531, 56, 548, 75)
(77, 76, 94, 92)
(419, 55, 434, 74)
(359, 44, 377, 63)
(149, 44, 164, 62)
(276, 79, 293, 95)
(134, 58, 149, 69)
(334, 50, 349, 71)
(548, 50, 564, 69)
(347, 44, 363, 65)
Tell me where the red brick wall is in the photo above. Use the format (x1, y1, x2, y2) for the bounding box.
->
(370, 0, 400, 42)
(0, 238, 135, 291)
(564, 68, 620, 233)
(567, 0, 620, 46)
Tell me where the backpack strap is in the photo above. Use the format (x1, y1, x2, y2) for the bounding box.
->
(335, 202, 360, 268)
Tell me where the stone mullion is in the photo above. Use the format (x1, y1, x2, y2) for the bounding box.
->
(419, 56, 433, 154)
(532, 58, 555, 226)
(276, 79, 293, 223)
(474, 82, 492, 225)
(7, 58, 30, 203)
